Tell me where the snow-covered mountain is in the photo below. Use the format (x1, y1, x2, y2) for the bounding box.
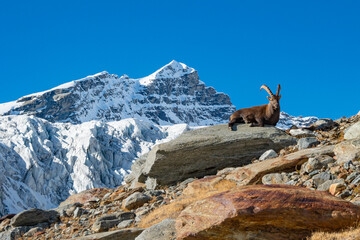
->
(0, 60, 318, 215)
(277, 112, 318, 130)
(0, 60, 235, 126)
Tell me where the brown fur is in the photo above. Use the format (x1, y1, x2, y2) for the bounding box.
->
(228, 84, 281, 130)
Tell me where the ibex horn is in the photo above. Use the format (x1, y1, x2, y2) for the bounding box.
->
(260, 85, 274, 97)
(276, 84, 281, 96)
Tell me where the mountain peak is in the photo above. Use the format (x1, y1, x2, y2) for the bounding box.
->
(152, 60, 195, 79)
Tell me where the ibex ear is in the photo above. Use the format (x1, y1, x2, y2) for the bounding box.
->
(278, 95, 281, 100)
(267, 96, 271, 101)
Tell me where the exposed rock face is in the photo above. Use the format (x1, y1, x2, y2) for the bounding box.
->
(176, 185, 360, 240)
(129, 124, 296, 187)
(0, 61, 235, 126)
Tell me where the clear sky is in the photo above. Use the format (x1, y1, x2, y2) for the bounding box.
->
(1, 1, 359, 119)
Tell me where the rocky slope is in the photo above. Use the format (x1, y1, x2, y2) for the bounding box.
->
(1, 113, 359, 239)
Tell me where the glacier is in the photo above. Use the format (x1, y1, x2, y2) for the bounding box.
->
(0, 115, 189, 215)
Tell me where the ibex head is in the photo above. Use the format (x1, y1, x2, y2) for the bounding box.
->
(260, 84, 281, 110)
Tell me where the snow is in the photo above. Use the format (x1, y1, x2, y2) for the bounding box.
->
(139, 60, 195, 86)
(0, 101, 22, 115)
(0, 115, 188, 215)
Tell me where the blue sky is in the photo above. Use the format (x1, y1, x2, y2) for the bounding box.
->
(0, 1, 359, 119)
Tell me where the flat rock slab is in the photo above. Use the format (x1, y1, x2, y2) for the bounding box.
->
(176, 185, 360, 240)
(135, 124, 296, 186)
(76, 228, 144, 240)
(11, 208, 59, 227)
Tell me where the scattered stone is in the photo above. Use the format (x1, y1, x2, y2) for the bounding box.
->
(76, 228, 144, 240)
(117, 219, 134, 229)
(346, 172, 359, 182)
(300, 157, 323, 174)
(297, 137, 320, 150)
(329, 183, 346, 195)
(23, 227, 44, 237)
(11, 208, 59, 227)
(289, 129, 315, 138)
(56, 202, 83, 217)
(0, 214, 16, 224)
(123, 192, 151, 210)
(308, 170, 320, 177)
(310, 118, 335, 130)
(0, 219, 11, 232)
(92, 212, 136, 232)
(317, 179, 345, 191)
(338, 190, 352, 199)
(312, 172, 332, 187)
(317, 155, 336, 165)
(73, 207, 84, 218)
(136, 218, 176, 240)
(59, 188, 111, 207)
(350, 175, 360, 187)
(334, 139, 360, 164)
(217, 167, 235, 176)
(178, 178, 196, 190)
(262, 173, 289, 185)
(259, 149, 278, 161)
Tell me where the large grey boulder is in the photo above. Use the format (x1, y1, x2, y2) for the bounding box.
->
(135, 218, 176, 240)
(344, 122, 360, 140)
(92, 212, 136, 232)
(10, 208, 59, 227)
(123, 192, 151, 210)
(130, 124, 297, 187)
(297, 137, 320, 150)
(334, 139, 360, 164)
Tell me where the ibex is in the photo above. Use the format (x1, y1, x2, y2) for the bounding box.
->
(228, 84, 281, 130)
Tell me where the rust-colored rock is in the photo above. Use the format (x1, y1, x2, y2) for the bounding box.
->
(59, 188, 111, 207)
(176, 185, 360, 240)
(139, 176, 237, 228)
